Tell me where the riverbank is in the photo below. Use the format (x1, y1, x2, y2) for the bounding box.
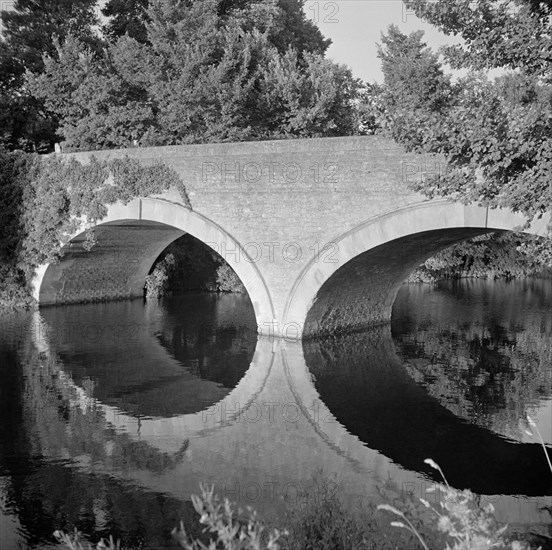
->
(408, 232, 552, 284)
(408, 265, 552, 284)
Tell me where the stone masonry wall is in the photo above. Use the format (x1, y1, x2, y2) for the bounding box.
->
(58, 136, 441, 323)
(39, 222, 184, 305)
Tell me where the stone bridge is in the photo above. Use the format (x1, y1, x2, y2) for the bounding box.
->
(33, 136, 551, 338)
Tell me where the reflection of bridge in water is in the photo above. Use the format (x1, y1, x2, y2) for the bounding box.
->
(304, 328, 552, 496)
(24, 300, 552, 533)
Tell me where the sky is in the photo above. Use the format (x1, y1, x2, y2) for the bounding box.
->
(303, 0, 463, 83)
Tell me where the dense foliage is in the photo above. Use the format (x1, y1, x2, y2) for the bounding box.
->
(102, 0, 151, 44)
(406, 0, 552, 80)
(410, 232, 552, 282)
(367, 1, 552, 225)
(101, 0, 330, 53)
(28, 0, 358, 152)
(1, 0, 347, 153)
(0, 0, 101, 152)
(362, 3, 552, 280)
(0, 147, 189, 308)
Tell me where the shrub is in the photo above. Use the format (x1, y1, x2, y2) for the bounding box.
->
(171, 484, 286, 550)
(215, 263, 245, 293)
(144, 253, 176, 299)
(378, 459, 539, 550)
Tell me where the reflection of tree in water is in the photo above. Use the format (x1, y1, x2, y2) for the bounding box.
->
(154, 292, 258, 389)
(392, 279, 552, 442)
(23, 346, 189, 474)
(0, 333, 201, 549)
(156, 322, 257, 389)
(4, 461, 200, 549)
(4, 458, 200, 549)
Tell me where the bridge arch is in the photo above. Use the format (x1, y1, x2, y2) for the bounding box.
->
(33, 197, 275, 330)
(284, 201, 551, 338)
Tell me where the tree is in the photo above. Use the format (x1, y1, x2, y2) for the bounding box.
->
(367, 19, 552, 279)
(101, 0, 330, 54)
(28, 35, 156, 151)
(404, 0, 552, 81)
(370, 10, 552, 227)
(0, 0, 100, 152)
(241, 0, 331, 56)
(1, 0, 99, 74)
(377, 24, 451, 112)
(370, 24, 454, 148)
(102, 0, 150, 43)
(29, 0, 358, 151)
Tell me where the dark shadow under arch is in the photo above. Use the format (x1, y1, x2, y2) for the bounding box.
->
(304, 227, 492, 337)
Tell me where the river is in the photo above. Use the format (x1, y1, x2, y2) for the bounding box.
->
(0, 278, 551, 548)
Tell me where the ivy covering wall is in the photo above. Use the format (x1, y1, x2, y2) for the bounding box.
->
(0, 147, 190, 309)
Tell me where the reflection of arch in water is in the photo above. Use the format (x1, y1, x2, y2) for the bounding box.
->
(31, 308, 274, 456)
(284, 201, 550, 337)
(280, 341, 550, 531)
(39, 294, 258, 418)
(301, 325, 552, 498)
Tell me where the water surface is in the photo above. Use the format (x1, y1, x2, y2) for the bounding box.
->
(0, 280, 550, 548)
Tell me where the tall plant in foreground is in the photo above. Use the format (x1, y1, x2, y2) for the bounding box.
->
(378, 458, 540, 550)
(171, 484, 286, 550)
(54, 529, 120, 549)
